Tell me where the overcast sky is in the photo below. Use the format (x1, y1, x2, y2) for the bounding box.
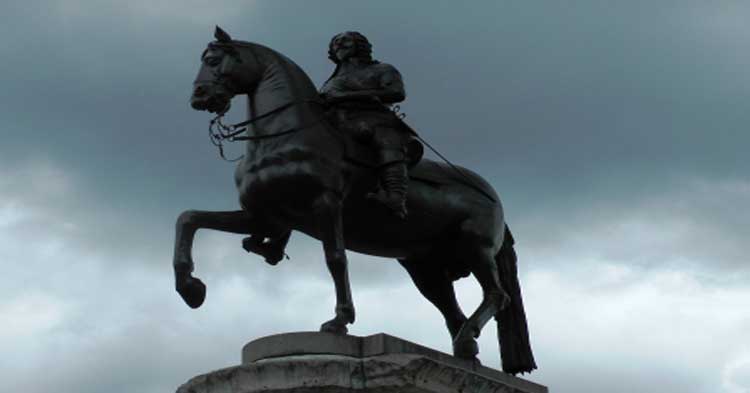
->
(1, 1, 749, 392)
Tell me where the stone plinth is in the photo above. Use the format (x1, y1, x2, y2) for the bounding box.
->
(177, 332, 547, 393)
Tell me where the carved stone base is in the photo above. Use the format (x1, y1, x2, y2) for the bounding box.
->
(176, 332, 547, 393)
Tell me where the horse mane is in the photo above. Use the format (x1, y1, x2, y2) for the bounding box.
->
(229, 40, 320, 102)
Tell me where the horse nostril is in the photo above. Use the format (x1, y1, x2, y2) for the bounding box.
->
(194, 86, 207, 97)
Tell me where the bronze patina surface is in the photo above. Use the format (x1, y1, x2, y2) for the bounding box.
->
(174, 27, 536, 375)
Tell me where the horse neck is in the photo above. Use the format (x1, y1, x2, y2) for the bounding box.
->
(244, 44, 321, 128)
(237, 43, 340, 162)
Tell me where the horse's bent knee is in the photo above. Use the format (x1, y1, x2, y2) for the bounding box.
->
(176, 209, 199, 228)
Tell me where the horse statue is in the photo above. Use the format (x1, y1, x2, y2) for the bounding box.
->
(173, 27, 536, 374)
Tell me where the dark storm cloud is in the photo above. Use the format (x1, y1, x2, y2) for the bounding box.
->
(4, 1, 748, 212)
(3, 0, 747, 263)
(515, 175, 750, 276)
(2, 1, 749, 393)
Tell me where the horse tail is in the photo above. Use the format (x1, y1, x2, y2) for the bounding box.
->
(495, 225, 537, 374)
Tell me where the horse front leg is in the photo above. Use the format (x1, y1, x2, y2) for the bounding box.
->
(173, 209, 255, 308)
(313, 191, 355, 334)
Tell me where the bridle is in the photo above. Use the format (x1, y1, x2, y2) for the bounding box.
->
(208, 99, 326, 162)
(198, 42, 329, 161)
(197, 38, 498, 202)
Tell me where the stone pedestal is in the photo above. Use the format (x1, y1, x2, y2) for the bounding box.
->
(177, 332, 547, 393)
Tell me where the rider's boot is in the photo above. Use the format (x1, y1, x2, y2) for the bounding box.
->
(367, 160, 408, 219)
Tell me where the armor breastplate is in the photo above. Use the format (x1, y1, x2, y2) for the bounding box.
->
(320, 65, 384, 97)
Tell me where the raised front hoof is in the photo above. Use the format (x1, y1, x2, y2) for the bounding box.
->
(320, 319, 348, 335)
(177, 276, 206, 309)
(453, 336, 479, 359)
(242, 237, 284, 266)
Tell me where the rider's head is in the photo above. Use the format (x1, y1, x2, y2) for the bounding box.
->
(328, 31, 373, 64)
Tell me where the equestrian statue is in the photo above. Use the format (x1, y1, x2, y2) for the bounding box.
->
(173, 26, 537, 375)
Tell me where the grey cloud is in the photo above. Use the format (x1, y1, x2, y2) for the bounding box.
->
(725, 361, 750, 393)
(521, 263, 750, 393)
(2, 156, 749, 393)
(512, 175, 750, 279)
(2, 1, 750, 393)
(3, 0, 747, 208)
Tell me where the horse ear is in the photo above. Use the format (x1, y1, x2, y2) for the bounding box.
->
(214, 26, 232, 42)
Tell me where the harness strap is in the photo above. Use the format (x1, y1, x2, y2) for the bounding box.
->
(231, 118, 324, 141)
(208, 99, 326, 161)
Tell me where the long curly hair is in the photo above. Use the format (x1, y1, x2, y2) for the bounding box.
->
(324, 31, 380, 85)
(327, 31, 375, 64)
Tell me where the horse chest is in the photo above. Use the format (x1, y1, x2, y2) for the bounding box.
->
(234, 143, 344, 211)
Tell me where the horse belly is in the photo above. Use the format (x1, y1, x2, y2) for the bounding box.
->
(337, 180, 498, 259)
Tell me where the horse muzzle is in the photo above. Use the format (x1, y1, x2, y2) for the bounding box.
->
(191, 84, 232, 113)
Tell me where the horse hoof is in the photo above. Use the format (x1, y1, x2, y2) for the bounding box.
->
(320, 319, 348, 335)
(177, 276, 206, 309)
(453, 337, 479, 359)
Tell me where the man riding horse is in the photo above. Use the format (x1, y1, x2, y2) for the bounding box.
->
(320, 31, 414, 219)
(179, 27, 537, 374)
(245, 31, 414, 264)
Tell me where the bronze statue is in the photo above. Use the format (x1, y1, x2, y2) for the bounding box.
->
(320, 31, 411, 218)
(174, 27, 536, 375)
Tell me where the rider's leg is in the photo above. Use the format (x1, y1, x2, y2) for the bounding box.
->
(368, 159, 408, 218)
(367, 129, 408, 218)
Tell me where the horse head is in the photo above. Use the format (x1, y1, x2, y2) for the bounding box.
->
(191, 26, 261, 114)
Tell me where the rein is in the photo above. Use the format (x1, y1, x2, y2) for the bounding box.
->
(207, 98, 496, 203)
(208, 99, 324, 161)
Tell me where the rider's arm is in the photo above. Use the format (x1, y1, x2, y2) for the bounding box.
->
(377, 65, 405, 103)
(323, 64, 405, 104)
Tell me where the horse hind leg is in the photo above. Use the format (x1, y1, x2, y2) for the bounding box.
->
(399, 258, 467, 341)
(453, 242, 511, 359)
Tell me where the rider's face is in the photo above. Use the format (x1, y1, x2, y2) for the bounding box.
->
(332, 34, 356, 62)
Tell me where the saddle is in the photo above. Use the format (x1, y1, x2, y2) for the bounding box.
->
(324, 107, 424, 169)
(341, 132, 424, 169)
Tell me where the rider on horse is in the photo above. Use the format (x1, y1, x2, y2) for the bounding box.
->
(181, 28, 537, 373)
(320, 31, 413, 219)
(245, 32, 414, 265)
